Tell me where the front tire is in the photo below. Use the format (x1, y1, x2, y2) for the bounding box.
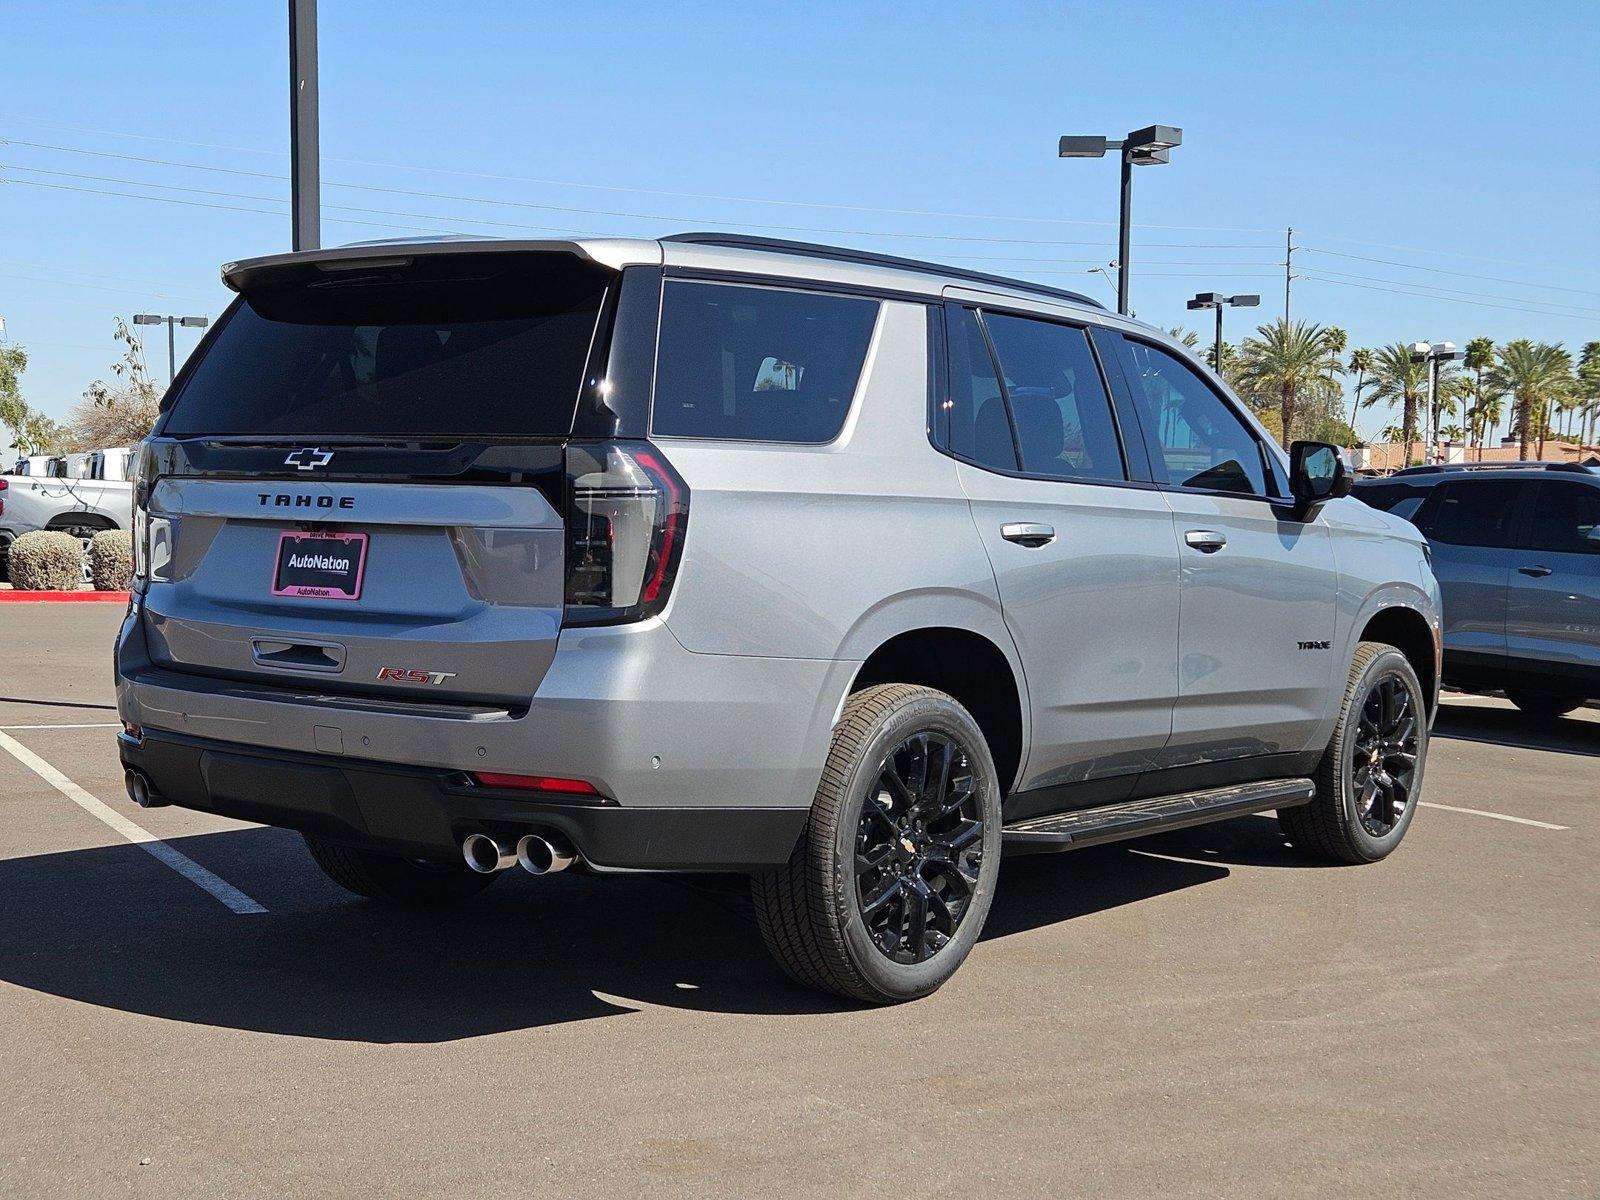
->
(303, 834, 501, 904)
(752, 684, 1002, 1004)
(1506, 689, 1586, 717)
(1280, 641, 1428, 864)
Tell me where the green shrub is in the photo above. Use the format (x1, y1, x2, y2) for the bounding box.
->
(89, 528, 134, 591)
(7, 530, 85, 591)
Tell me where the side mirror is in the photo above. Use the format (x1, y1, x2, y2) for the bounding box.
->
(1288, 440, 1353, 520)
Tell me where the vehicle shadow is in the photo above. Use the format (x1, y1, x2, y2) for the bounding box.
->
(1432, 700, 1600, 758)
(0, 826, 1229, 1042)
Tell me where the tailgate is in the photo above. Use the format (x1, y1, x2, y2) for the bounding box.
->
(141, 476, 563, 709)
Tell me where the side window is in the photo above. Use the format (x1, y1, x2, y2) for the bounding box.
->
(1424, 481, 1525, 547)
(946, 306, 1017, 472)
(1529, 482, 1600, 554)
(980, 313, 1125, 482)
(651, 281, 879, 443)
(1122, 340, 1268, 496)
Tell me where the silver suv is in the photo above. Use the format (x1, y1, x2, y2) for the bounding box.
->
(115, 234, 1442, 1002)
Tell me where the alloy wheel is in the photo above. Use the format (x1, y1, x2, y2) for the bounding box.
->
(854, 732, 985, 964)
(1350, 672, 1420, 837)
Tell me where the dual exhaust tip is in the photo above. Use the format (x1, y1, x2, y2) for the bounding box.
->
(462, 832, 576, 876)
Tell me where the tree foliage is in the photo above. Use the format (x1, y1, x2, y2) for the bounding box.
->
(66, 318, 161, 451)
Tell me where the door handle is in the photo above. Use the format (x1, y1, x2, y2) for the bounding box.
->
(1518, 565, 1553, 578)
(1001, 522, 1055, 548)
(1184, 529, 1227, 553)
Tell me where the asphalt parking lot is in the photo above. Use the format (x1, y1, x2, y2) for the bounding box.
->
(0, 604, 1594, 1198)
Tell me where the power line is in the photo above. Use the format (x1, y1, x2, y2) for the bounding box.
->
(1299, 267, 1600, 318)
(0, 119, 1280, 234)
(1299, 245, 1600, 299)
(1298, 273, 1600, 322)
(0, 146, 1280, 250)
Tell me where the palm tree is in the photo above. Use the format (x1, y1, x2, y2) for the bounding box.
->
(1323, 326, 1349, 385)
(1235, 320, 1336, 445)
(1166, 327, 1201, 349)
(1345, 348, 1375, 439)
(1470, 390, 1507, 450)
(1368, 343, 1430, 465)
(1463, 336, 1495, 456)
(1578, 342, 1600, 450)
(1489, 340, 1574, 460)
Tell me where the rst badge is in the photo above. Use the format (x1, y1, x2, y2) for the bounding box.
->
(376, 667, 458, 686)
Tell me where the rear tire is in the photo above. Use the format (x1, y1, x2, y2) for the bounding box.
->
(1506, 690, 1586, 717)
(1279, 641, 1427, 865)
(752, 684, 1002, 1004)
(303, 834, 500, 904)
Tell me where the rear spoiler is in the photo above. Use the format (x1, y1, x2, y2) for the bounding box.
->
(221, 238, 637, 294)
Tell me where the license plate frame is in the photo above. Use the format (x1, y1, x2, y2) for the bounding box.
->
(272, 531, 369, 601)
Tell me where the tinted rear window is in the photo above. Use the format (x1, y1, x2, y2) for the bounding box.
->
(163, 256, 609, 438)
(1423, 480, 1525, 547)
(651, 281, 879, 443)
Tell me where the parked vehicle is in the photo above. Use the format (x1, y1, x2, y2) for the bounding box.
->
(11, 455, 54, 477)
(88, 447, 135, 482)
(115, 235, 1441, 1002)
(1355, 462, 1599, 715)
(0, 461, 133, 581)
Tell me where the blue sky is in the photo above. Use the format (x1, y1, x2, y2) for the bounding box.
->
(4, 0, 1597, 441)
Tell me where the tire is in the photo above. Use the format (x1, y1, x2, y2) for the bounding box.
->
(1506, 690, 1586, 718)
(302, 834, 501, 904)
(751, 684, 1003, 1004)
(1279, 641, 1428, 865)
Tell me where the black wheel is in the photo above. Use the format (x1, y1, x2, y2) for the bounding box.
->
(1506, 690, 1586, 717)
(303, 834, 501, 904)
(752, 684, 1002, 1004)
(1279, 642, 1428, 864)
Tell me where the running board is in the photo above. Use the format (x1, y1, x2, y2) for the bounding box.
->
(1001, 777, 1316, 855)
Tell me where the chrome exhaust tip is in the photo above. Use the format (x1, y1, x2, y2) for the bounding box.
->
(461, 833, 516, 874)
(516, 833, 577, 876)
(124, 768, 167, 809)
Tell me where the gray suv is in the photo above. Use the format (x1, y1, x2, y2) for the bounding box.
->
(1355, 462, 1599, 715)
(115, 234, 1441, 1002)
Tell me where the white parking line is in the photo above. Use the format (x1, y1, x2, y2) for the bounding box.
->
(1420, 801, 1569, 830)
(0, 729, 267, 914)
(0, 723, 123, 731)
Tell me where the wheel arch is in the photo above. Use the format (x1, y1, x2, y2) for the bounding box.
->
(1357, 603, 1439, 715)
(848, 625, 1027, 796)
(46, 511, 120, 532)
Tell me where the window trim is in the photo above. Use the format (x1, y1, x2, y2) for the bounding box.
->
(1103, 330, 1291, 506)
(646, 274, 884, 447)
(930, 300, 1134, 487)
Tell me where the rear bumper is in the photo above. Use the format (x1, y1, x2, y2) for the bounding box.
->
(115, 602, 855, 814)
(119, 728, 808, 871)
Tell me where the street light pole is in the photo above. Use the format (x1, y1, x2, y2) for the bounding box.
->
(1059, 125, 1182, 317)
(133, 314, 211, 388)
(1187, 292, 1260, 377)
(289, 0, 321, 251)
(1410, 341, 1464, 464)
(1117, 151, 1134, 317)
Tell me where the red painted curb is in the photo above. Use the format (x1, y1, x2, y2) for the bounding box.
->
(0, 590, 130, 603)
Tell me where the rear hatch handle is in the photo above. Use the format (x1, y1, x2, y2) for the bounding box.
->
(251, 638, 347, 673)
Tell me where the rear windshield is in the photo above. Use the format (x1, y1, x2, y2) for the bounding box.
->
(162, 255, 609, 438)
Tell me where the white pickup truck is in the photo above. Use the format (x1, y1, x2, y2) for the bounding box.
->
(2, 450, 134, 580)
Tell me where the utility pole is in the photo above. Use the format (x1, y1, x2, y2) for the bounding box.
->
(289, 0, 320, 251)
(1284, 227, 1295, 325)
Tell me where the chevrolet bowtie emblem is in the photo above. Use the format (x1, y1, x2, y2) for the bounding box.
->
(285, 447, 335, 471)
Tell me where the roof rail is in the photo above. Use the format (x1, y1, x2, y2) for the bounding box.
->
(1391, 460, 1586, 476)
(662, 232, 1106, 310)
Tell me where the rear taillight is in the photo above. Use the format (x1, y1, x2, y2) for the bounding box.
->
(563, 439, 688, 625)
(0, 476, 7, 517)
